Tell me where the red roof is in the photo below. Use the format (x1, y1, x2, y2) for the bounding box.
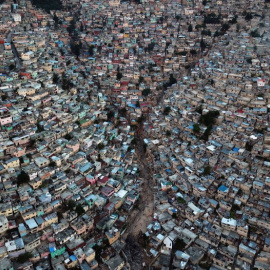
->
(101, 186, 114, 196)
(120, 81, 129, 86)
(98, 176, 109, 184)
(104, 202, 115, 211)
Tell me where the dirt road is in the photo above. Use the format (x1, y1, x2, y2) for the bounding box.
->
(124, 120, 155, 239)
(123, 119, 156, 269)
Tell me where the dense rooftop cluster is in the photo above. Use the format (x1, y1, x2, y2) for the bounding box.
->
(0, 0, 269, 269)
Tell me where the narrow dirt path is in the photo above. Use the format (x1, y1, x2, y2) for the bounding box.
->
(122, 118, 156, 269)
(124, 120, 155, 239)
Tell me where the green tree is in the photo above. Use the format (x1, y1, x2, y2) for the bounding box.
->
(204, 13, 220, 24)
(142, 233, 149, 247)
(137, 115, 145, 123)
(119, 107, 127, 116)
(9, 64, 15, 70)
(174, 238, 185, 251)
(177, 197, 186, 204)
(230, 15, 238, 24)
(232, 204, 241, 212)
(143, 142, 147, 152)
(76, 204, 85, 216)
(203, 165, 211, 175)
(97, 143, 105, 150)
(201, 125, 212, 141)
(70, 41, 82, 57)
(61, 73, 73, 91)
(196, 105, 203, 114)
(221, 23, 230, 32)
(147, 42, 155, 51)
(107, 111, 115, 120)
(52, 73, 59, 84)
(64, 133, 72, 140)
(67, 200, 76, 210)
(57, 211, 63, 220)
(26, 153, 32, 159)
(245, 13, 253, 21)
(131, 138, 137, 145)
(29, 138, 36, 147)
(163, 106, 171, 115)
(49, 161, 56, 167)
(178, 51, 187, 56)
(89, 45, 95, 56)
(201, 29, 211, 36)
(17, 252, 33, 264)
(193, 124, 200, 133)
(117, 71, 123, 80)
(199, 110, 220, 126)
(190, 49, 197, 56)
(17, 171, 30, 185)
(32, 0, 62, 13)
(67, 18, 76, 35)
(19, 157, 24, 165)
(245, 142, 253, 152)
(169, 74, 177, 85)
(142, 88, 151, 96)
(53, 13, 59, 25)
(214, 30, 221, 37)
(246, 58, 252, 64)
(250, 29, 260, 38)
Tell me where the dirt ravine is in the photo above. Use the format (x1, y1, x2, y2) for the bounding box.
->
(124, 120, 155, 239)
(123, 119, 155, 269)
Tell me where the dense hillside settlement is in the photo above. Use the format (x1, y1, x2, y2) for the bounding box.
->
(0, 0, 269, 269)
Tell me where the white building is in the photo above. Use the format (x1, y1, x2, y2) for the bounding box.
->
(0, 215, 9, 234)
(12, 14, 21, 22)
